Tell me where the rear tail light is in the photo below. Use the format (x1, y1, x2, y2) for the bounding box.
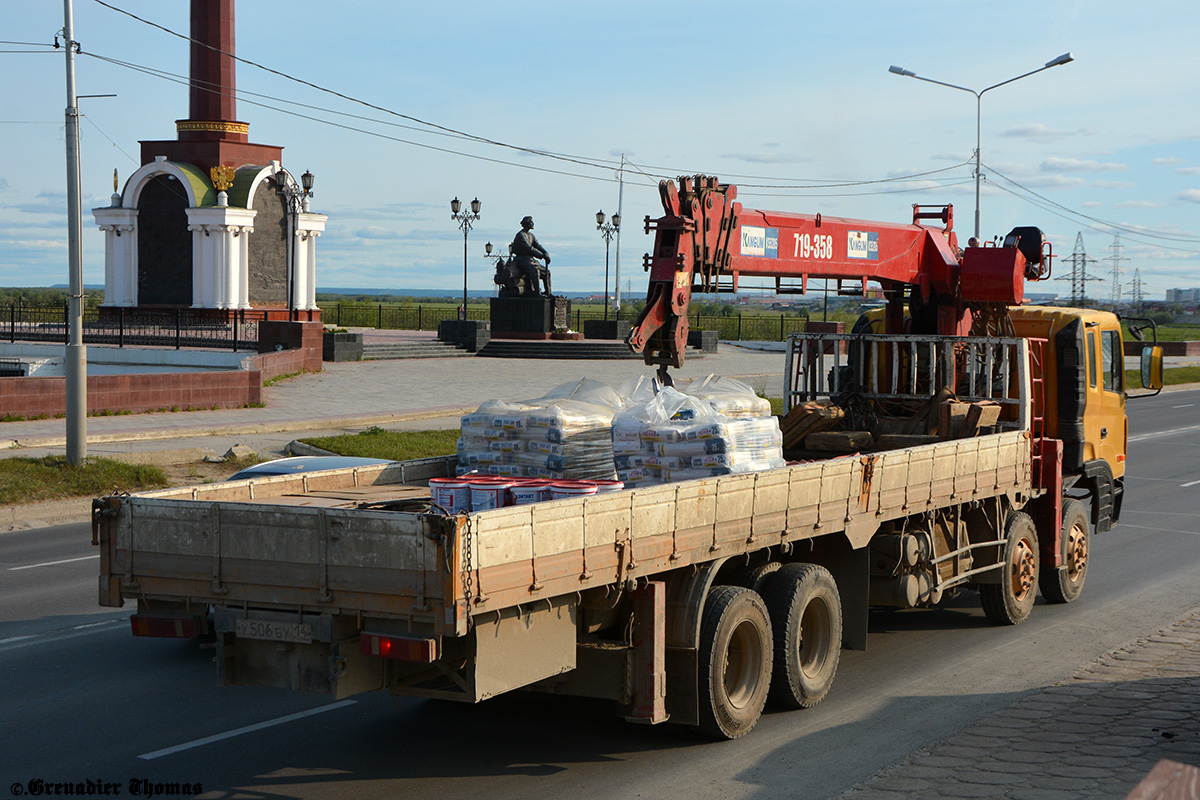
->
(359, 632, 437, 663)
(130, 614, 201, 639)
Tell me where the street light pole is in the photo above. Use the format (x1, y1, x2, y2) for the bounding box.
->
(596, 210, 620, 321)
(888, 53, 1074, 242)
(276, 168, 315, 319)
(451, 197, 481, 319)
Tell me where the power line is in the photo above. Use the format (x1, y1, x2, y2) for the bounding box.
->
(90, 1, 987, 194)
(986, 163, 1200, 244)
(83, 51, 618, 185)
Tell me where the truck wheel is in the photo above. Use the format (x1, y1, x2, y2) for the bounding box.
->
(980, 512, 1039, 625)
(1041, 499, 1090, 604)
(732, 561, 782, 595)
(697, 586, 773, 739)
(762, 563, 842, 709)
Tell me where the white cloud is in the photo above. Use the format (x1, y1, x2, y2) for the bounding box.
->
(1040, 158, 1129, 173)
(354, 226, 404, 240)
(720, 152, 808, 164)
(1156, 157, 1182, 166)
(1082, 201, 1103, 208)
(1176, 190, 1200, 204)
(1176, 166, 1200, 175)
(1114, 200, 1157, 209)
(1001, 124, 1068, 139)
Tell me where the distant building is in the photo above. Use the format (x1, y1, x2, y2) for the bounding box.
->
(1166, 288, 1200, 303)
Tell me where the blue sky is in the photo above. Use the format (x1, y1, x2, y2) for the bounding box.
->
(3, 0, 1199, 302)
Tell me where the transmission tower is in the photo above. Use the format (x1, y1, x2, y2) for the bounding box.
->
(1106, 233, 1130, 307)
(1056, 232, 1103, 307)
(1129, 268, 1145, 311)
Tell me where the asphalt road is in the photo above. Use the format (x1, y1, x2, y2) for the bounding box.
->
(1, 389, 1198, 800)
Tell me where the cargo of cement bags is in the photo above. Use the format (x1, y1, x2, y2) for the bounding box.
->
(612, 382, 784, 486)
(457, 378, 621, 480)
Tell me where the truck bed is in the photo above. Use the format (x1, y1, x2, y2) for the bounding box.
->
(95, 433, 1033, 637)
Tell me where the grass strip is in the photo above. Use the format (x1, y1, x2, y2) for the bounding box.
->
(1126, 365, 1200, 388)
(0, 456, 169, 506)
(299, 427, 459, 461)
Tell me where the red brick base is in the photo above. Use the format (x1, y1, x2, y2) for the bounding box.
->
(0, 329, 322, 418)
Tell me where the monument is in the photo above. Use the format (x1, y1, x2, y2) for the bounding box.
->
(489, 216, 574, 339)
(93, 0, 324, 321)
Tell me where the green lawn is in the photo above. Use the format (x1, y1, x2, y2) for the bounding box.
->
(299, 427, 459, 460)
(1126, 366, 1200, 388)
(0, 457, 169, 506)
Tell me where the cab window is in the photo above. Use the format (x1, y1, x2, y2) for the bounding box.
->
(1087, 330, 1097, 388)
(1102, 329, 1123, 393)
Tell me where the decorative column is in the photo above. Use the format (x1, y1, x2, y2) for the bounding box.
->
(93, 206, 138, 306)
(293, 211, 327, 311)
(186, 207, 257, 309)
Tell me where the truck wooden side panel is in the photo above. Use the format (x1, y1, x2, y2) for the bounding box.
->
(98, 432, 1031, 625)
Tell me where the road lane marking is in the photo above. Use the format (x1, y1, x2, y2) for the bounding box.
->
(8, 554, 99, 571)
(1119, 523, 1200, 537)
(1129, 422, 1200, 443)
(138, 700, 358, 760)
(1172, 404, 1195, 409)
(1183, 480, 1200, 488)
(0, 618, 125, 653)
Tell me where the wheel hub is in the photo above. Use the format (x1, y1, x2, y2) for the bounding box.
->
(1065, 523, 1088, 581)
(1011, 538, 1036, 601)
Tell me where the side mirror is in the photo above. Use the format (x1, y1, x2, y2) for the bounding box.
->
(1141, 345, 1163, 391)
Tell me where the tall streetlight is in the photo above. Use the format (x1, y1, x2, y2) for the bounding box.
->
(451, 196, 481, 319)
(277, 168, 315, 318)
(596, 210, 620, 321)
(888, 53, 1074, 242)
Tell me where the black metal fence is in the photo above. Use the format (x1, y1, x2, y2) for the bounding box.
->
(2, 304, 261, 351)
(323, 302, 810, 342)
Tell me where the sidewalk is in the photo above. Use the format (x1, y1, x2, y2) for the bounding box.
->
(0, 341, 787, 453)
(836, 608, 1200, 800)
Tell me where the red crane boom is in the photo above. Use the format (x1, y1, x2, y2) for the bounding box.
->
(626, 175, 1049, 381)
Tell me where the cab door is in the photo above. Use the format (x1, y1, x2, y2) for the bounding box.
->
(1095, 323, 1127, 478)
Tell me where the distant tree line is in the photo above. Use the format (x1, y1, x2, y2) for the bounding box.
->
(0, 287, 104, 306)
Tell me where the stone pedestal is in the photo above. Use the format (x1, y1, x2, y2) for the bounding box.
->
(438, 320, 490, 352)
(490, 296, 572, 339)
(322, 331, 362, 362)
(583, 319, 631, 340)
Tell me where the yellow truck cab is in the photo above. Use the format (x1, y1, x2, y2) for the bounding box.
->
(1008, 306, 1127, 532)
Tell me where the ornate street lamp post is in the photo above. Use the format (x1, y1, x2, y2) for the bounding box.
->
(451, 196, 481, 319)
(596, 210, 620, 321)
(277, 168, 315, 318)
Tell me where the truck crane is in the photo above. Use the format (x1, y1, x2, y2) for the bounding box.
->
(93, 177, 1164, 740)
(627, 173, 1049, 381)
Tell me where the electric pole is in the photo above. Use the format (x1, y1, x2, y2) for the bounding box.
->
(1106, 233, 1130, 308)
(1056, 232, 1102, 308)
(62, 0, 87, 464)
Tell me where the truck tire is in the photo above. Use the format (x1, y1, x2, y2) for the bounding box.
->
(980, 511, 1039, 625)
(1041, 499, 1090, 604)
(697, 585, 773, 739)
(762, 563, 842, 709)
(732, 561, 782, 595)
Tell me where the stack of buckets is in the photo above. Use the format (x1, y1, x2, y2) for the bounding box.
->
(428, 475, 624, 513)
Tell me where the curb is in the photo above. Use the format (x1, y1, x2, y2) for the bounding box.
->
(1, 407, 473, 452)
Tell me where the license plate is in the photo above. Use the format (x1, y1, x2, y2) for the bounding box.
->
(235, 618, 313, 644)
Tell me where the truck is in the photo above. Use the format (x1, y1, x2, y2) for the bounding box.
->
(93, 176, 1163, 739)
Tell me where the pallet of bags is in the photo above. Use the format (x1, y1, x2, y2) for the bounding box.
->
(612, 385, 785, 486)
(457, 379, 621, 480)
(672, 374, 774, 418)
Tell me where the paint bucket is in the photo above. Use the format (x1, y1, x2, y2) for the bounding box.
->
(509, 479, 553, 506)
(468, 477, 515, 511)
(428, 477, 471, 513)
(591, 479, 625, 494)
(549, 480, 600, 501)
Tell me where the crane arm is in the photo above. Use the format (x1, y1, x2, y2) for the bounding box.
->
(626, 175, 1038, 374)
